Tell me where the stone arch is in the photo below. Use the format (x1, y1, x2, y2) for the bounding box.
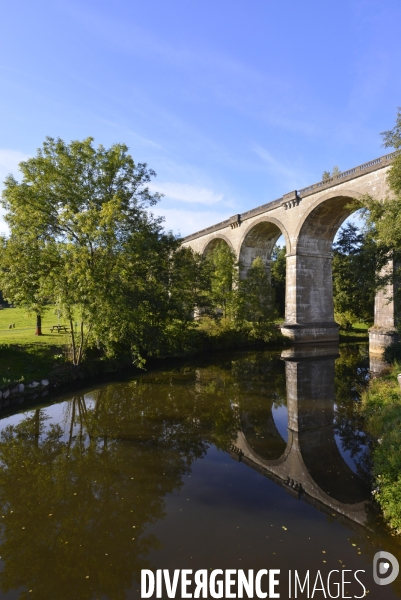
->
(201, 235, 235, 257)
(238, 216, 290, 278)
(295, 188, 364, 255)
(283, 189, 364, 338)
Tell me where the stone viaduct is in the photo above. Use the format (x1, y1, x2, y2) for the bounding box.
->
(229, 344, 370, 528)
(182, 153, 397, 351)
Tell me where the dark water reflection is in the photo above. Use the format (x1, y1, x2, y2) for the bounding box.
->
(0, 344, 400, 599)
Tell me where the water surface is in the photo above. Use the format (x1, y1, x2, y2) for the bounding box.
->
(0, 343, 400, 599)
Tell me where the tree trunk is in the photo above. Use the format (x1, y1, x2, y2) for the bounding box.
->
(70, 319, 77, 366)
(35, 314, 42, 336)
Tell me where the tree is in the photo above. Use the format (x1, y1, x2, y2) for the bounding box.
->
(358, 109, 401, 319)
(238, 256, 278, 323)
(382, 106, 401, 197)
(332, 222, 376, 329)
(0, 137, 167, 366)
(271, 245, 286, 318)
(167, 247, 212, 322)
(322, 166, 341, 181)
(206, 243, 238, 319)
(0, 232, 55, 335)
(362, 108, 401, 248)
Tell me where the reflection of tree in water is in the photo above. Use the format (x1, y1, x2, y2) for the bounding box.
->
(0, 374, 241, 600)
(334, 345, 372, 482)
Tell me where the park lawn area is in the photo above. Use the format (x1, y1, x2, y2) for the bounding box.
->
(352, 322, 369, 330)
(0, 307, 72, 345)
(0, 308, 71, 387)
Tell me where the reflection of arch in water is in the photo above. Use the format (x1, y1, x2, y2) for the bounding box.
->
(238, 217, 290, 279)
(230, 344, 370, 525)
(240, 403, 287, 461)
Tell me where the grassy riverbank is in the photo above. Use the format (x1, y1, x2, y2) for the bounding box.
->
(0, 308, 287, 389)
(0, 308, 70, 386)
(361, 363, 401, 533)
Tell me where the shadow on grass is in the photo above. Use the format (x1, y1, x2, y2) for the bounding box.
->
(0, 344, 64, 387)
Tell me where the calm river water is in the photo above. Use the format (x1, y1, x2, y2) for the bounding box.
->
(0, 343, 400, 599)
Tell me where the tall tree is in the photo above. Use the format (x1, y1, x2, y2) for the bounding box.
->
(271, 245, 286, 318)
(168, 246, 212, 322)
(332, 222, 376, 329)
(206, 243, 238, 319)
(358, 109, 401, 318)
(238, 256, 278, 323)
(361, 108, 401, 248)
(0, 137, 167, 365)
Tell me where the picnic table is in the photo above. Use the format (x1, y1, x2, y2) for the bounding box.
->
(50, 325, 70, 333)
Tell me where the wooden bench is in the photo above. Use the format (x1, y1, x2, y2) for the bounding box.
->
(50, 325, 70, 333)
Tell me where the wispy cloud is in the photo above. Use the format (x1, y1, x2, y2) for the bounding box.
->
(252, 145, 310, 190)
(60, 3, 265, 86)
(149, 182, 225, 206)
(96, 118, 163, 149)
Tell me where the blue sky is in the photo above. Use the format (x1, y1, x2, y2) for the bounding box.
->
(1, 0, 401, 236)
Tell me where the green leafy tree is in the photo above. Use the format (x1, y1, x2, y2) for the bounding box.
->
(382, 107, 401, 197)
(271, 245, 286, 318)
(360, 109, 401, 252)
(322, 166, 341, 181)
(238, 256, 278, 323)
(332, 222, 376, 329)
(0, 137, 171, 366)
(206, 243, 238, 319)
(0, 233, 54, 335)
(357, 109, 401, 325)
(168, 247, 212, 322)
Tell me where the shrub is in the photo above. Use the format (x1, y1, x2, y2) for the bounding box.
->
(383, 340, 401, 364)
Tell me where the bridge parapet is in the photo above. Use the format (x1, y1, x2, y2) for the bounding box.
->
(183, 152, 395, 244)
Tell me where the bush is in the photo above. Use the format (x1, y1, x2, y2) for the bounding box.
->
(335, 310, 357, 331)
(383, 340, 401, 364)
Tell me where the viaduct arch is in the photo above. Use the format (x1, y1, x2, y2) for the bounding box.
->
(183, 153, 397, 351)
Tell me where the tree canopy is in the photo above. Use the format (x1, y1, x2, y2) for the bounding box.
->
(0, 138, 186, 365)
(361, 108, 401, 249)
(332, 221, 376, 329)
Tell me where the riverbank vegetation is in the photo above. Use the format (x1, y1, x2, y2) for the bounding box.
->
(361, 365, 401, 533)
(359, 109, 401, 534)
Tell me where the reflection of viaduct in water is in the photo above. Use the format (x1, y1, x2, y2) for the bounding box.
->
(229, 345, 370, 527)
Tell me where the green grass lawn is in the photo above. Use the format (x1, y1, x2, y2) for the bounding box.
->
(0, 307, 70, 386)
(0, 307, 71, 345)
